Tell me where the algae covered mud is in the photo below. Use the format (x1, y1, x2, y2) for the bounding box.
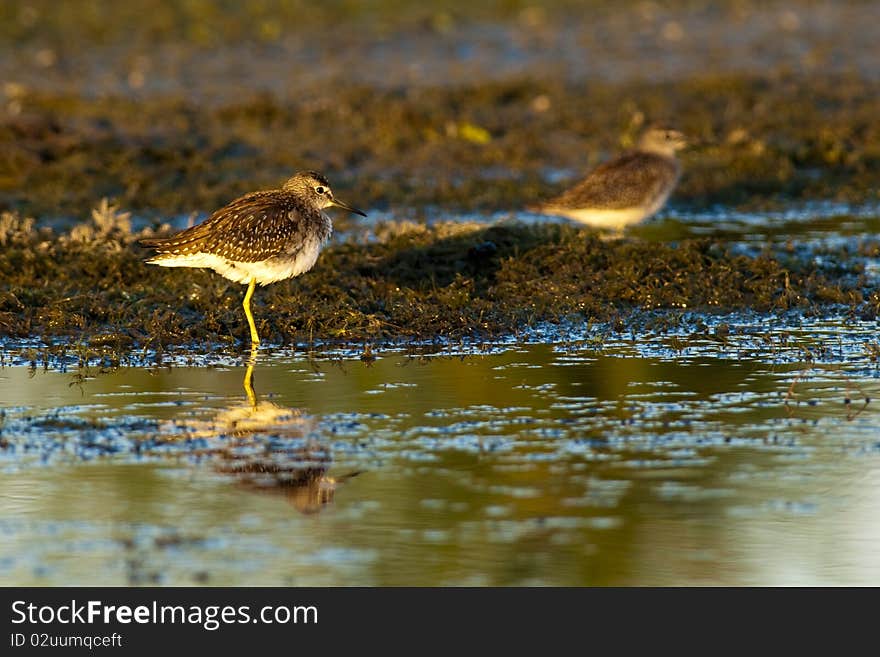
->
(3, 0, 880, 586)
(2, 316, 880, 586)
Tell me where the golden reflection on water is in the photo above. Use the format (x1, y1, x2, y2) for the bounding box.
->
(158, 347, 358, 515)
(0, 342, 879, 585)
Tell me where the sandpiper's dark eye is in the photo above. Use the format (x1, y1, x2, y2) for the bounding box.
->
(315, 186, 327, 195)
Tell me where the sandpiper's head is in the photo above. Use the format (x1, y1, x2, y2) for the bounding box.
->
(638, 127, 688, 156)
(283, 171, 366, 216)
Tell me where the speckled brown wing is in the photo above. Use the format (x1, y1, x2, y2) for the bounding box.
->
(141, 190, 324, 263)
(541, 152, 679, 211)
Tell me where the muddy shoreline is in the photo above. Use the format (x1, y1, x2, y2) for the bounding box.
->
(0, 208, 875, 351)
(4, 74, 880, 219)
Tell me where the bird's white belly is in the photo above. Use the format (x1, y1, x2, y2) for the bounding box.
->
(549, 206, 650, 229)
(151, 237, 324, 285)
(548, 192, 672, 230)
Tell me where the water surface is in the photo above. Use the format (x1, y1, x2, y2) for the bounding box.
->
(2, 318, 879, 585)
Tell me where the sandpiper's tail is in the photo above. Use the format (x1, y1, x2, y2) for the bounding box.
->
(139, 236, 192, 266)
(142, 254, 181, 266)
(140, 228, 212, 264)
(140, 236, 167, 265)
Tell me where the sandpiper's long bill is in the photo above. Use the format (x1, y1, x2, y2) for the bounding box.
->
(140, 171, 366, 346)
(531, 127, 687, 231)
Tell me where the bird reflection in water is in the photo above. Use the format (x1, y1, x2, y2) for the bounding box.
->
(178, 347, 358, 514)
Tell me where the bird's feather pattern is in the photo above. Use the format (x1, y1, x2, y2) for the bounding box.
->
(141, 190, 331, 263)
(540, 152, 679, 211)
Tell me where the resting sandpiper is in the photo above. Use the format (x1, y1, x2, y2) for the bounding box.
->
(140, 171, 366, 346)
(532, 127, 687, 231)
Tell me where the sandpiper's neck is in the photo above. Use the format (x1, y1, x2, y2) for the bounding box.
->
(317, 210, 334, 243)
(636, 142, 679, 159)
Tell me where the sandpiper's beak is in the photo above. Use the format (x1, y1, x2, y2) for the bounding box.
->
(329, 197, 367, 217)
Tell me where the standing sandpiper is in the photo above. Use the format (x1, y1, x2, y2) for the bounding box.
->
(140, 171, 366, 346)
(531, 127, 687, 231)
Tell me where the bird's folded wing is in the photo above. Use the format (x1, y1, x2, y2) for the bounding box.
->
(543, 153, 677, 210)
(140, 191, 307, 262)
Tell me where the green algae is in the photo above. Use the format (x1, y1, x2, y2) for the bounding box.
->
(0, 208, 869, 349)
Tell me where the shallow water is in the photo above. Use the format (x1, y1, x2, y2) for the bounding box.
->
(2, 316, 880, 586)
(382, 199, 880, 238)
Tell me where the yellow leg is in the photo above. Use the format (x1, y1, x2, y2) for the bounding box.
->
(243, 344, 258, 408)
(243, 277, 260, 346)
